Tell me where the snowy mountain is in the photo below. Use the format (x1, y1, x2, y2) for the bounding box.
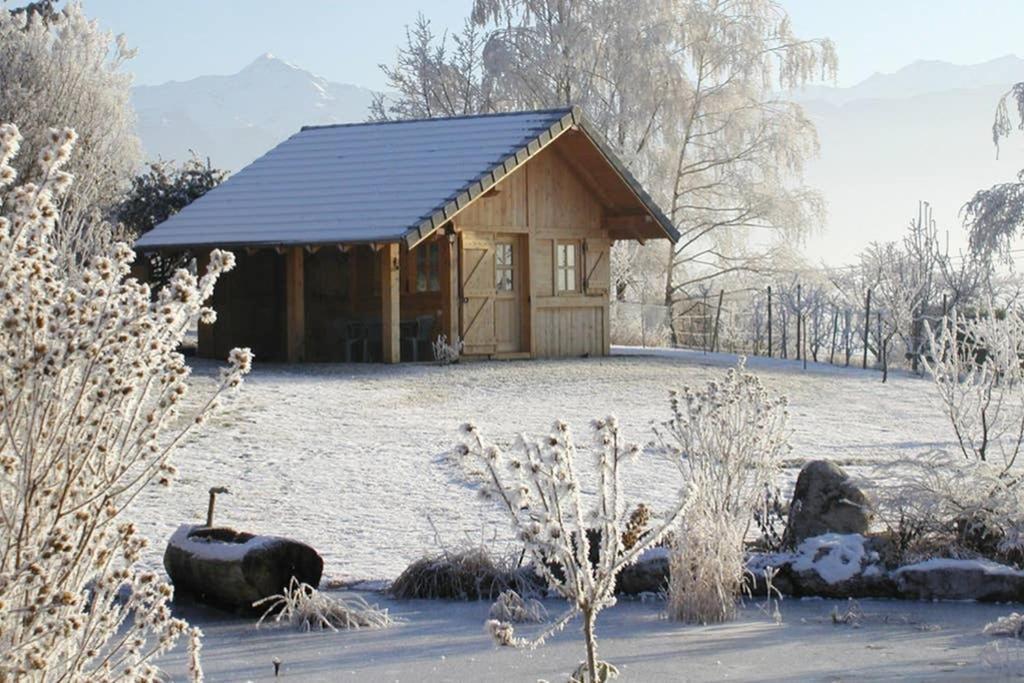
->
(792, 55, 1024, 106)
(790, 56, 1024, 264)
(131, 53, 1024, 265)
(132, 53, 377, 172)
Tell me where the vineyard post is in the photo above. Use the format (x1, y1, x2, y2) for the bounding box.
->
(863, 288, 872, 369)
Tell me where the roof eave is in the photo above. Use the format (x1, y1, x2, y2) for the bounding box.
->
(400, 106, 679, 249)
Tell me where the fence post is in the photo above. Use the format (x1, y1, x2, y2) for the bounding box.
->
(862, 288, 872, 369)
(701, 290, 708, 354)
(711, 290, 725, 353)
(876, 311, 882, 368)
(767, 286, 773, 358)
(845, 309, 852, 366)
(796, 283, 802, 361)
(802, 313, 808, 370)
(829, 307, 839, 364)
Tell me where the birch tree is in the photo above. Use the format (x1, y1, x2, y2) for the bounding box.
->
(378, 0, 836, 345)
(963, 82, 1024, 263)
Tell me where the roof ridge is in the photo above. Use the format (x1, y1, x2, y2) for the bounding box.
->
(300, 107, 574, 132)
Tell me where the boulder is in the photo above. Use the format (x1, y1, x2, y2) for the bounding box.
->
(164, 524, 323, 612)
(783, 460, 872, 547)
(894, 558, 1024, 602)
(748, 533, 897, 599)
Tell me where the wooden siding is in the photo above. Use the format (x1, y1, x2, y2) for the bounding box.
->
(457, 142, 611, 359)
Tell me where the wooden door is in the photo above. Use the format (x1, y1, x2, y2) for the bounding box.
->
(459, 233, 496, 355)
(493, 236, 522, 353)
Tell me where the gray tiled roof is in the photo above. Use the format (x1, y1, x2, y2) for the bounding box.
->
(135, 107, 677, 249)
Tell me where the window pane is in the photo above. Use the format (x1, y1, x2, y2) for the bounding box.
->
(565, 244, 575, 267)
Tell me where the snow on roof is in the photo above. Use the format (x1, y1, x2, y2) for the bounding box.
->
(135, 107, 678, 251)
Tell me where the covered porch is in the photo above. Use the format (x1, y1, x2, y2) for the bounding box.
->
(195, 234, 458, 363)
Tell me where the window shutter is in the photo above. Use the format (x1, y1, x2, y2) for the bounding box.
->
(583, 238, 610, 295)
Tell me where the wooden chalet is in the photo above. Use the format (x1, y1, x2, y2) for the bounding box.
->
(135, 107, 679, 363)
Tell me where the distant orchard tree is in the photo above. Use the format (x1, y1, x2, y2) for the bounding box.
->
(118, 157, 228, 289)
(0, 0, 142, 262)
(963, 83, 1024, 263)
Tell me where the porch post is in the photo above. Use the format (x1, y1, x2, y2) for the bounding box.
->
(445, 232, 460, 343)
(285, 246, 305, 362)
(381, 243, 400, 363)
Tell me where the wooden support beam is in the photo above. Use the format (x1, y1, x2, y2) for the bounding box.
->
(380, 243, 400, 363)
(444, 233, 460, 345)
(285, 247, 305, 362)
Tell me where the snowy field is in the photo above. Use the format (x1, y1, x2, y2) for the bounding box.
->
(158, 594, 1019, 681)
(138, 348, 1011, 681)
(133, 347, 955, 584)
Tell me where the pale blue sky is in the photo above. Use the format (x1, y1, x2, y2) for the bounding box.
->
(32, 1, 1024, 89)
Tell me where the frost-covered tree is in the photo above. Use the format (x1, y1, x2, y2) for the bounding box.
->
(370, 13, 494, 120)
(963, 82, 1024, 263)
(0, 1, 142, 261)
(0, 123, 249, 680)
(455, 418, 689, 682)
(379, 0, 837, 344)
(658, 362, 789, 623)
(116, 157, 227, 291)
(920, 307, 1024, 557)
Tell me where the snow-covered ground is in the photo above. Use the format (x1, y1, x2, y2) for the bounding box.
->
(136, 347, 1015, 681)
(158, 593, 1020, 681)
(133, 347, 954, 584)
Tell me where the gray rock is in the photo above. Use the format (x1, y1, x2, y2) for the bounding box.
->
(783, 460, 872, 547)
(894, 559, 1024, 602)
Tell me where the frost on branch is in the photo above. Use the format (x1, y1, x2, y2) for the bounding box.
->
(453, 418, 689, 683)
(918, 309, 1024, 557)
(0, 123, 250, 681)
(658, 360, 790, 623)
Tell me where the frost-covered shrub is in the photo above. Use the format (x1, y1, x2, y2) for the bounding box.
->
(0, 123, 250, 680)
(986, 613, 1024, 638)
(388, 547, 538, 600)
(454, 418, 688, 683)
(0, 2, 143, 264)
(921, 309, 1024, 558)
(659, 361, 789, 623)
(255, 578, 393, 632)
(432, 334, 464, 365)
(488, 589, 547, 624)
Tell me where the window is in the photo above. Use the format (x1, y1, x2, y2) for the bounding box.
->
(495, 242, 514, 291)
(555, 241, 578, 293)
(416, 242, 441, 292)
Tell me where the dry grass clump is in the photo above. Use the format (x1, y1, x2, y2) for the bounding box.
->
(488, 589, 548, 623)
(388, 548, 539, 600)
(255, 578, 394, 632)
(985, 613, 1024, 638)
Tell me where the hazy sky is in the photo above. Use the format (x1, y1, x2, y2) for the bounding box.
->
(45, 1, 1024, 89)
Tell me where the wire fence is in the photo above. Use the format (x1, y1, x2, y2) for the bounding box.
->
(611, 283, 955, 374)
